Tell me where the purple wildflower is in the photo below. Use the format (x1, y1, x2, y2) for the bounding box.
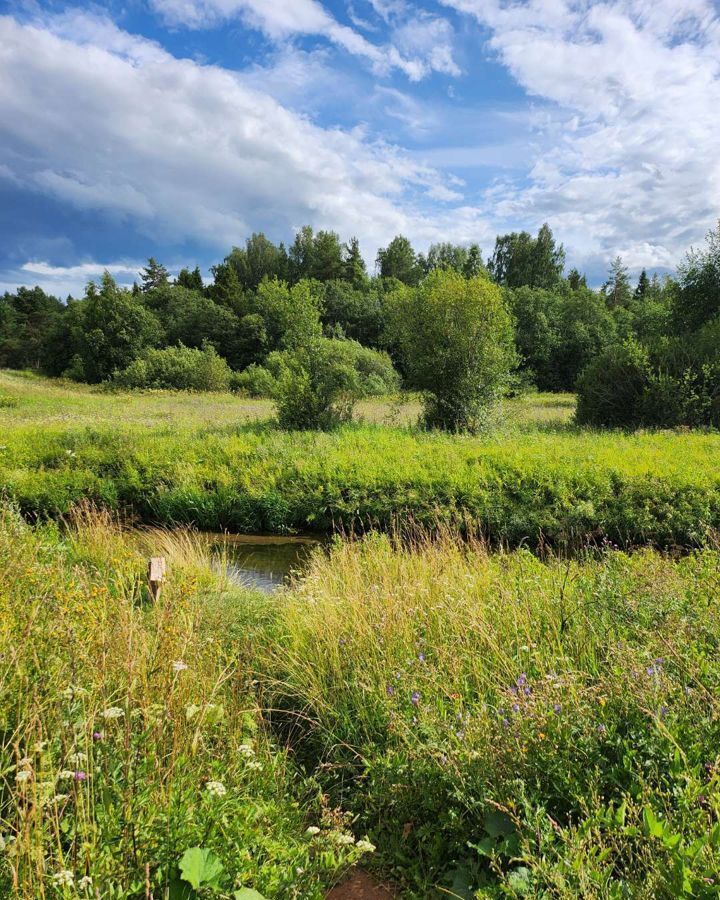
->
(411, 691, 420, 707)
(553, 703, 562, 714)
(74, 771, 87, 781)
(386, 684, 395, 698)
(418, 653, 426, 663)
(92, 731, 103, 741)
(517, 673, 527, 687)
(597, 724, 606, 736)
(512, 703, 520, 714)
(502, 718, 510, 728)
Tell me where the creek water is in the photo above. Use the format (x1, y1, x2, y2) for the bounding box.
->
(210, 534, 319, 593)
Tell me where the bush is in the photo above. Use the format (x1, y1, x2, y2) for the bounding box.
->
(391, 269, 516, 431)
(273, 338, 365, 430)
(230, 363, 277, 397)
(575, 340, 651, 428)
(577, 338, 720, 429)
(111, 344, 232, 392)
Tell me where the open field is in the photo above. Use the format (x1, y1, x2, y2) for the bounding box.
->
(1, 372, 719, 547)
(2, 509, 720, 897)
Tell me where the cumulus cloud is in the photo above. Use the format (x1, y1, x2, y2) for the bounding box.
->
(0, 11, 488, 283)
(441, 0, 720, 270)
(0, 260, 147, 297)
(149, 0, 459, 81)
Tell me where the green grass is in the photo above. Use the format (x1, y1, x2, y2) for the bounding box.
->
(3, 509, 720, 897)
(1, 371, 719, 547)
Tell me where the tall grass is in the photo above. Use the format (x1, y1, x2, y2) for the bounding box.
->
(0, 507, 369, 898)
(261, 532, 720, 896)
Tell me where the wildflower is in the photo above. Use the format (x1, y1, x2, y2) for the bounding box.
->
(74, 771, 88, 782)
(205, 780, 227, 797)
(59, 770, 76, 781)
(172, 660, 188, 672)
(333, 833, 356, 846)
(598, 697, 606, 707)
(67, 752, 87, 767)
(246, 760, 262, 771)
(356, 839, 376, 853)
(512, 703, 520, 714)
(102, 707, 124, 720)
(659, 705, 669, 719)
(517, 673, 527, 687)
(52, 870, 75, 887)
(50, 794, 69, 804)
(411, 691, 420, 707)
(597, 724, 607, 736)
(386, 684, 395, 698)
(418, 653, 426, 663)
(502, 718, 510, 728)
(92, 731, 103, 741)
(78, 875, 93, 890)
(305, 826, 321, 836)
(15, 770, 31, 784)
(237, 743, 255, 758)
(553, 703, 562, 713)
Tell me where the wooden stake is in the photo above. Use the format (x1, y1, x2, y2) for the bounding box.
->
(148, 556, 166, 601)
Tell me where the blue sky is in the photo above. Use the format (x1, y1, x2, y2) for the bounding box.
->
(1, 0, 719, 296)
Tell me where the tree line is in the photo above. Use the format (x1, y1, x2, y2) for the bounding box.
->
(1, 222, 718, 430)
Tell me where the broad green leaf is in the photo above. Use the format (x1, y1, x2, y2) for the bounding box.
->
(179, 847, 224, 890)
(234, 890, 267, 900)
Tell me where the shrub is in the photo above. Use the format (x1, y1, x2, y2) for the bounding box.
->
(230, 363, 277, 397)
(575, 340, 651, 428)
(273, 338, 365, 430)
(111, 344, 232, 392)
(391, 269, 516, 431)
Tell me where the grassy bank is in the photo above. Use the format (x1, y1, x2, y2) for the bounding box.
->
(2, 372, 719, 547)
(264, 533, 720, 897)
(2, 509, 720, 897)
(0, 508, 370, 898)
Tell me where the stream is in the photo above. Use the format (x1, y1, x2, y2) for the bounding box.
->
(211, 534, 319, 593)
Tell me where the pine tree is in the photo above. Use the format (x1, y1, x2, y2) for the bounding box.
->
(342, 237, 367, 285)
(602, 256, 632, 307)
(140, 258, 170, 292)
(634, 269, 650, 299)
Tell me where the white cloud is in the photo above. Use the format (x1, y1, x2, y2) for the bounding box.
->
(0, 12, 488, 279)
(441, 0, 720, 270)
(149, 0, 459, 81)
(0, 260, 148, 297)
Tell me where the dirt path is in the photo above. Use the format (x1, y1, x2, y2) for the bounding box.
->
(327, 869, 397, 899)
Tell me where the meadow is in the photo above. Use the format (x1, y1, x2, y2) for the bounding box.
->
(2, 508, 720, 897)
(3, 372, 720, 897)
(2, 371, 720, 548)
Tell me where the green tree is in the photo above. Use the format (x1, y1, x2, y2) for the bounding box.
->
(634, 269, 650, 299)
(74, 273, 161, 382)
(342, 237, 367, 286)
(602, 256, 632, 308)
(175, 266, 204, 292)
(288, 226, 315, 283)
(674, 221, 720, 332)
(0, 286, 63, 370)
(488, 224, 564, 289)
(140, 258, 170, 292)
(311, 230, 344, 282)
(255, 278, 322, 351)
(508, 286, 562, 390)
(392, 269, 516, 431)
(376, 236, 421, 285)
(227, 234, 288, 290)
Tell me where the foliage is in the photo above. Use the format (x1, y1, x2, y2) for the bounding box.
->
(392, 269, 516, 431)
(3, 372, 720, 546)
(111, 344, 233, 392)
(272, 338, 367, 430)
(376, 235, 422, 285)
(487, 223, 565, 289)
(262, 533, 720, 896)
(674, 220, 720, 332)
(0, 508, 370, 897)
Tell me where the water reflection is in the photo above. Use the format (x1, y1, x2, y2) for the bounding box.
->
(211, 535, 318, 594)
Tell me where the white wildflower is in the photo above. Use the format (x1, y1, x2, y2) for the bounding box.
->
(356, 839, 376, 854)
(246, 760, 262, 771)
(67, 752, 87, 767)
(305, 826, 321, 836)
(102, 707, 124, 720)
(237, 743, 255, 757)
(333, 833, 356, 846)
(15, 771, 31, 784)
(78, 875, 93, 890)
(52, 870, 75, 887)
(50, 794, 69, 804)
(172, 660, 188, 672)
(205, 781, 227, 797)
(59, 770, 76, 781)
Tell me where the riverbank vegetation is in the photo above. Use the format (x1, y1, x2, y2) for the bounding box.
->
(1, 372, 719, 546)
(2, 508, 720, 897)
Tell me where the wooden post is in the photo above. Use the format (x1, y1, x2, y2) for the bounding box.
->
(148, 556, 166, 601)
